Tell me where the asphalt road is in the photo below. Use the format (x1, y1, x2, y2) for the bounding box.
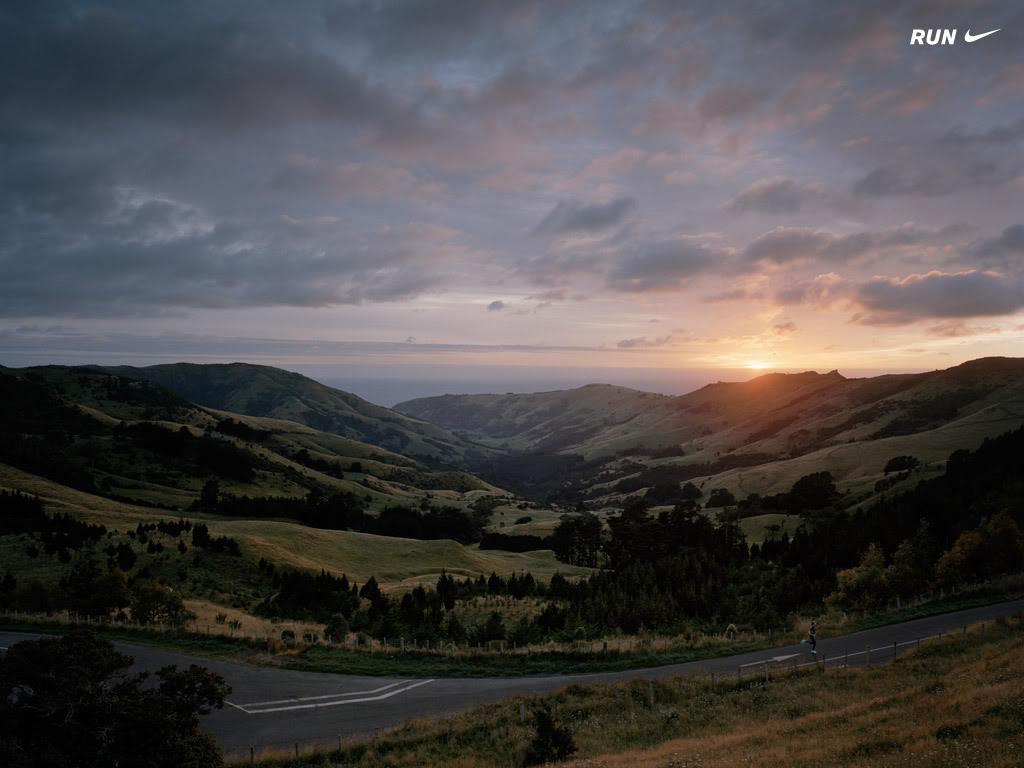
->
(3, 598, 1022, 756)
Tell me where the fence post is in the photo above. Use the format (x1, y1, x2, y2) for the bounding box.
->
(401, 637, 405, 653)
(250, 746, 254, 763)
(648, 681, 654, 706)
(917, 637, 921, 652)
(963, 625, 967, 636)
(764, 661, 769, 682)
(338, 735, 342, 750)
(893, 641, 897, 663)
(294, 742, 299, 758)
(866, 645, 870, 665)
(520, 701, 525, 722)
(737, 665, 741, 682)
(844, 650, 848, 668)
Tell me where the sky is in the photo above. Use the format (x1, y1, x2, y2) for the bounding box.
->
(2, 0, 1024, 391)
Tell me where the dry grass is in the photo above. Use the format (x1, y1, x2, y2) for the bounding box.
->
(237, 616, 1024, 768)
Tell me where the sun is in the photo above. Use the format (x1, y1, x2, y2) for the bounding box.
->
(746, 361, 769, 369)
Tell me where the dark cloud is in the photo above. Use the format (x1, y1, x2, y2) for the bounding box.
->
(726, 177, 808, 214)
(0, 2, 423, 146)
(607, 240, 722, 292)
(0, 197, 443, 317)
(772, 321, 798, 334)
(487, 300, 506, 311)
(972, 224, 1024, 273)
(744, 225, 933, 266)
(852, 162, 1018, 198)
(534, 198, 636, 235)
(852, 271, 1024, 325)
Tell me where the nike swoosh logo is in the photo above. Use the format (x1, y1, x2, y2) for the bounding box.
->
(964, 28, 1001, 42)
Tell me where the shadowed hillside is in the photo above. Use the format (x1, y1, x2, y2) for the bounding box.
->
(99, 362, 496, 468)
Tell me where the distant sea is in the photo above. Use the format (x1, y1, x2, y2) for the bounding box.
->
(314, 366, 917, 407)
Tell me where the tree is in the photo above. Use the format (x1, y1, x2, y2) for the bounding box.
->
(436, 571, 457, 611)
(551, 512, 603, 567)
(705, 488, 736, 508)
(131, 583, 195, 627)
(523, 704, 576, 766)
(0, 629, 229, 768)
(199, 479, 219, 512)
(884, 456, 920, 474)
(787, 471, 840, 511)
(935, 530, 982, 588)
(681, 481, 702, 500)
(826, 543, 891, 612)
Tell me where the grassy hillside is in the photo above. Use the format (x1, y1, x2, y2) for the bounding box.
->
(0, 366, 501, 514)
(99, 362, 496, 468)
(399, 357, 1024, 505)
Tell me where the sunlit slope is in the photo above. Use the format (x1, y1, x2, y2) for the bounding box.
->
(0, 463, 578, 588)
(398, 358, 1024, 463)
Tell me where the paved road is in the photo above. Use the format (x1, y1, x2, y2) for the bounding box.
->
(3, 598, 1022, 756)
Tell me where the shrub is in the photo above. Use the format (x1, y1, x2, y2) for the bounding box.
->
(523, 704, 576, 766)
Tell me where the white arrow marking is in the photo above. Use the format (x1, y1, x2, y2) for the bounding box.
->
(237, 680, 410, 708)
(237, 679, 436, 714)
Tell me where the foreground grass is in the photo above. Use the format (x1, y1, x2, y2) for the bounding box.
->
(238, 614, 1024, 767)
(2, 590, 1019, 678)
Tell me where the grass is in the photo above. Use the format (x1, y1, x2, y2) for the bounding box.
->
(0, 463, 592, 591)
(736, 513, 800, 545)
(3, 588, 1020, 679)
(231, 613, 1024, 767)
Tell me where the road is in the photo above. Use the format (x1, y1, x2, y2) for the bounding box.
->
(3, 598, 1022, 756)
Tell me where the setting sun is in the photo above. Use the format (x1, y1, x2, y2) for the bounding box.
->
(746, 361, 769, 369)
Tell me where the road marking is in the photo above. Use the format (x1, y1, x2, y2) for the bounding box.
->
(237, 680, 409, 708)
(229, 679, 436, 714)
(741, 653, 798, 667)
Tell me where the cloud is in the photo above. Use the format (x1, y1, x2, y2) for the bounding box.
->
(775, 273, 845, 306)
(772, 321, 798, 334)
(726, 177, 811, 214)
(702, 289, 764, 303)
(852, 163, 1018, 198)
(852, 270, 1024, 325)
(861, 78, 945, 115)
(607, 240, 724, 292)
(487, 300, 506, 311)
(616, 335, 673, 348)
(744, 224, 933, 267)
(972, 224, 1024, 273)
(533, 198, 636, 235)
(0, 192, 448, 317)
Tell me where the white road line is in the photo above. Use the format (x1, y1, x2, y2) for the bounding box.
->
(225, 701, 250, 713)
(236, 680, 410, 708)
(241, 679, 436, 714)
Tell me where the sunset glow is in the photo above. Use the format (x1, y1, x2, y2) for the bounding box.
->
(1, 1, 1022, 387)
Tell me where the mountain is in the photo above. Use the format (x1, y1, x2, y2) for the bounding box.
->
(0, 365, 501, 513)
(97, 362, 495, 468)
(397, 357, 1024, 504)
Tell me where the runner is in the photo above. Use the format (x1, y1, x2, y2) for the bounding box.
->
(808, 619, 817, 655)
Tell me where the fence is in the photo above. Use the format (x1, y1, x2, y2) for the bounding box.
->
(221, 615, 1019, 763)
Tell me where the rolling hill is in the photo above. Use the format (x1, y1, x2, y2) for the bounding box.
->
(98, 362, 496, 468)
(0, 365, 502, 513)
(397, 357, 1024, 505)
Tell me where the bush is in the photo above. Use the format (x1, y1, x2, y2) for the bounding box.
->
(522, 704, 576, 766)
(324, 614, 349, 640)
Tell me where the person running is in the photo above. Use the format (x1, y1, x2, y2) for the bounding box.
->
(808, 620, 817, 655)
